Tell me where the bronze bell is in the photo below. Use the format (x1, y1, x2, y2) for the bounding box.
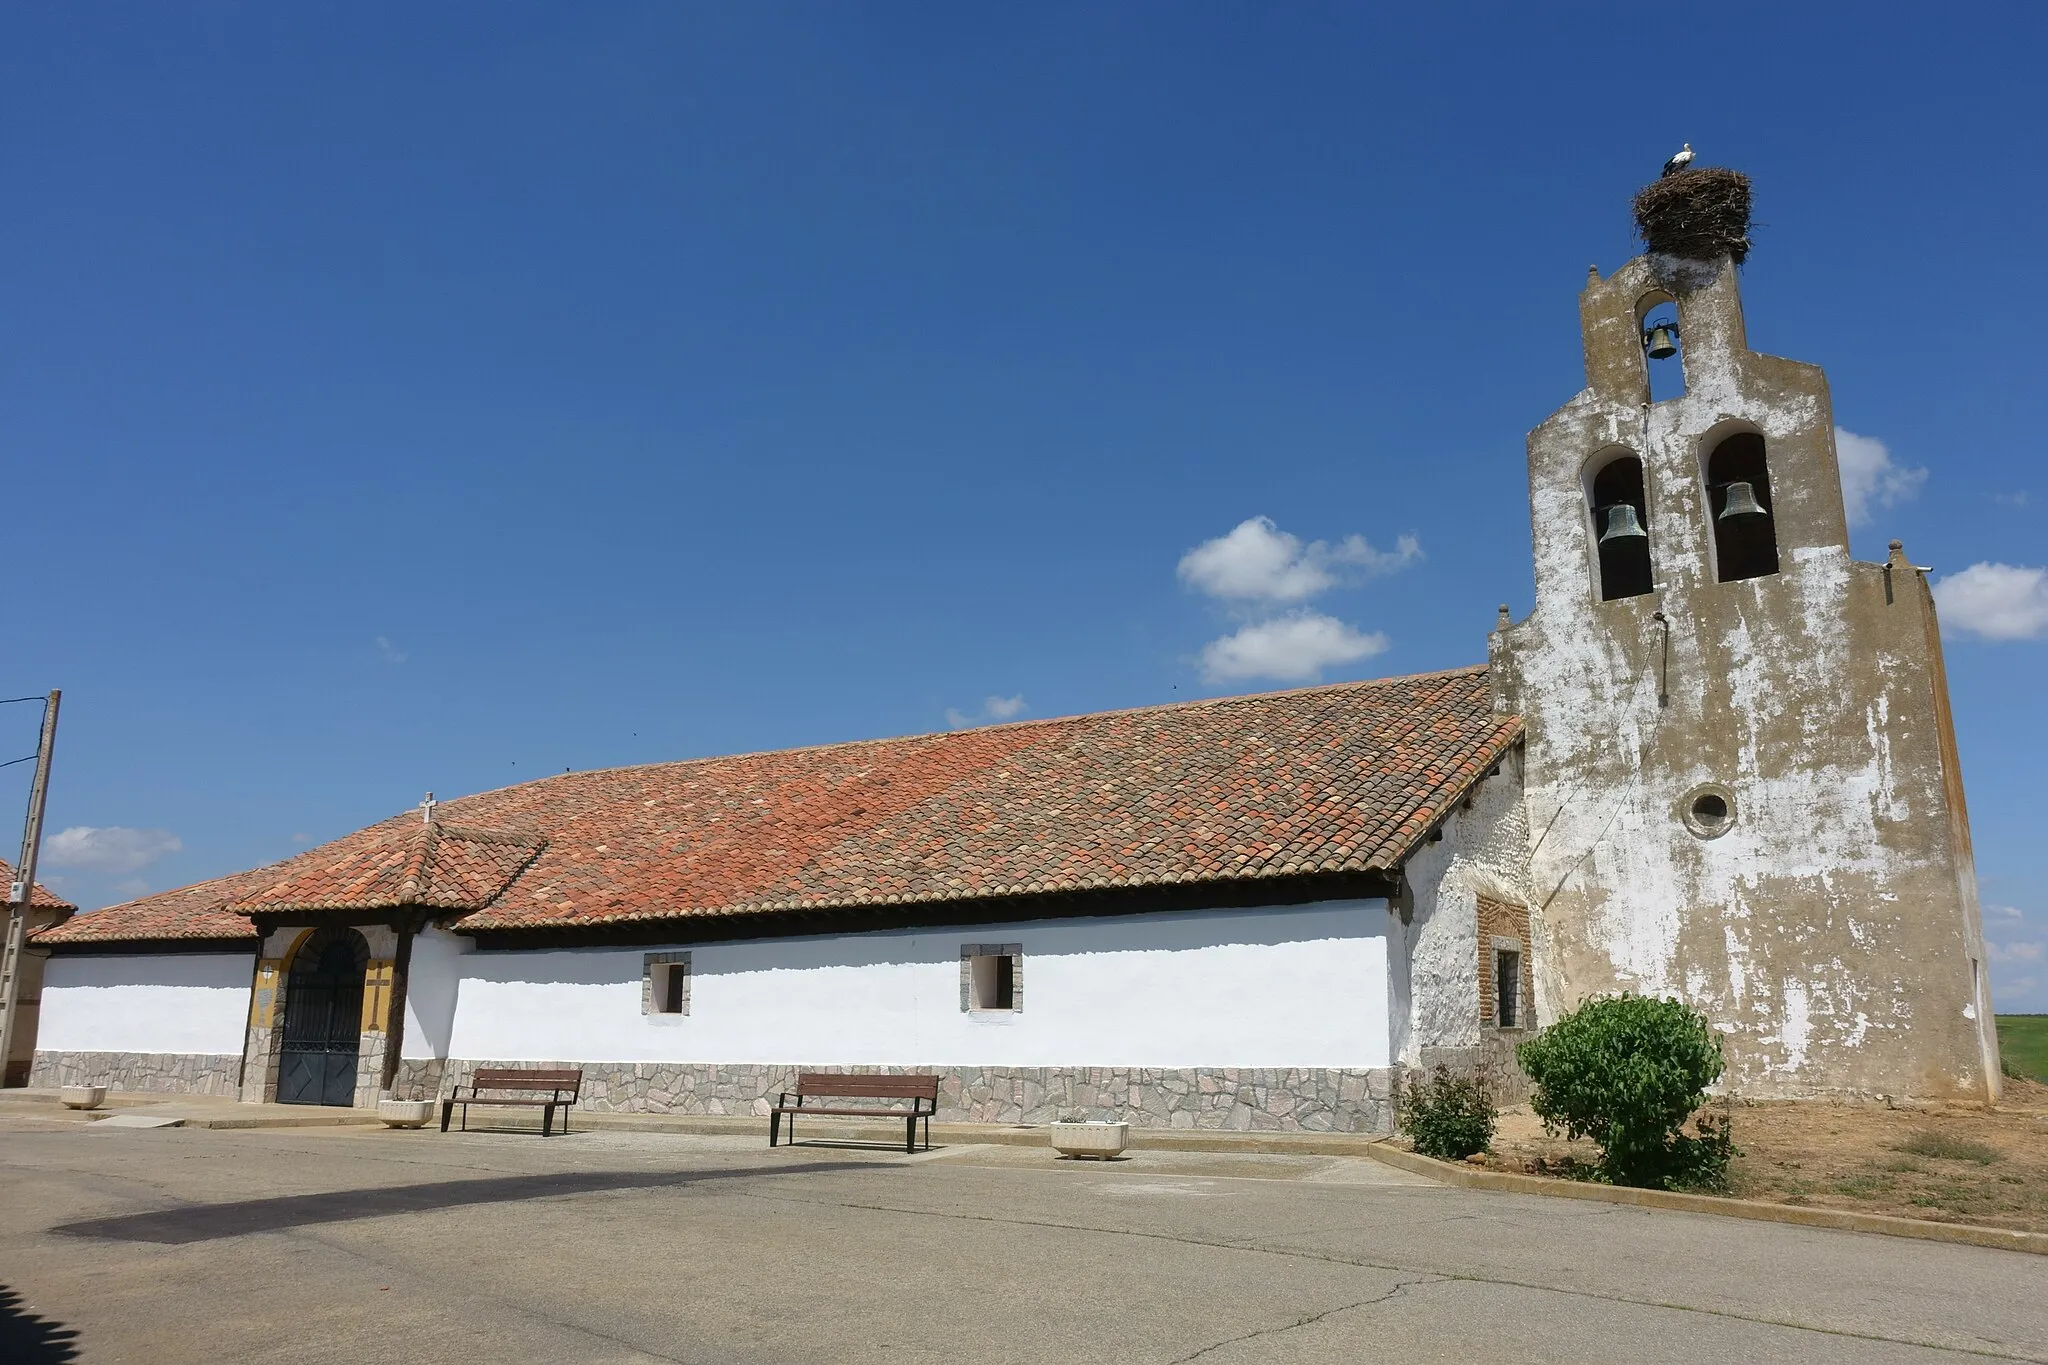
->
(1643, 322, 1679, 360)
(1599, 504, 1647, 543)
(1719, 481, 1768, 521)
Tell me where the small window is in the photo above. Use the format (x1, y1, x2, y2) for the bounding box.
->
(643, 952, 690, 1016)
(961, 943, 1022, 1013)
(1495, 948, 1522, 1029)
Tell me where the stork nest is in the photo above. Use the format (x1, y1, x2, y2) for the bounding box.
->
(1633, 167, 1752, 264)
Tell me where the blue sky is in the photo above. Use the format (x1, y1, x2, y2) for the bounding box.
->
(3, 5, 2043, 1005)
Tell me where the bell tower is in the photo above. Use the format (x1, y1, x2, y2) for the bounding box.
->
(1490, 169, 1998, 1099)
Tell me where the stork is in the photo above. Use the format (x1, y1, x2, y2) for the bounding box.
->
(1662, 142, 1694, 177)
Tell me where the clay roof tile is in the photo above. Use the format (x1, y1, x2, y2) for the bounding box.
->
(39, 667, 1519, 945)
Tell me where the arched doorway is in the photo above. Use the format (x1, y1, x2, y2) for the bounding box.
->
(278, 927, 368, 1106)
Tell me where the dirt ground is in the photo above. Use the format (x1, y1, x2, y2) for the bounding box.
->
(1464, 1076, 2048, 1233)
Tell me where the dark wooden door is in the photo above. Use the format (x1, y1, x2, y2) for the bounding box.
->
(277, 930, 366, 1106)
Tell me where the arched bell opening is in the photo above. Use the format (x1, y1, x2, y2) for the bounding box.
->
(277, 926, 369, 1107)
(1636, 290, 1686, 402)
(1587, 450, 1655, 602)
(1705, 431, 1780, 582)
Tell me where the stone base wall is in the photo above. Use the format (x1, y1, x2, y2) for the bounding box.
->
(1417, 1038, 1534, 1105)
(240, 1025, 278, 1104)
(354, 1028, 390, 1110)
(30, 1050, 242, 1097)
(393, 1060, 1402, 1134)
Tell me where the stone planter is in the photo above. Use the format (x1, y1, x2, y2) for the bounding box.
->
(61, 1085, 106, 1111)
(377, 1099, 435, 1129)
(1050, 1120, 1128, 1159)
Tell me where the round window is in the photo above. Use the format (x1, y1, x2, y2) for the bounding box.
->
(1680, 784, 1736, 838)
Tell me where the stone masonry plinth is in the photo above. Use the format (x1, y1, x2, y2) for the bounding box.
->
(393, 1061, 1402, 1134)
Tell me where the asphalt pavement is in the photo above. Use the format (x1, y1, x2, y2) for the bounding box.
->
(1, 1110, 2041, 1364)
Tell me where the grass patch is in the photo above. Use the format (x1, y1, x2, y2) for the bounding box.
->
(1997, 1015, 2048, 1082)
(1893, 1129, 2001, 1165)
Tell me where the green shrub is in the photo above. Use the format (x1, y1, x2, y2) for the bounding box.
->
(1400, 1064, 1495, 1160)
(1516, 993, 1731, 1191)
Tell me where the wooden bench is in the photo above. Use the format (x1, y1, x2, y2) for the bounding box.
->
(441, 1067, 584, 1137)
(769, 1073, 939, 1154)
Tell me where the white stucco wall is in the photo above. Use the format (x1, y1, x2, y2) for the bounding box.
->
(401, 926, 466, 1060)
(39, 953, 254, 1056)
(430, 902, 1393, 1068)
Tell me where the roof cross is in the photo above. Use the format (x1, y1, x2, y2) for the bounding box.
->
(419, 791, 437, 825)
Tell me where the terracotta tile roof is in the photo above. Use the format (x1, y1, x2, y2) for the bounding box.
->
(231, 823, 547, 914)
(1, 858, 76, 914)
(33, 863, 267, 944)
(38, 666, 1520, 946)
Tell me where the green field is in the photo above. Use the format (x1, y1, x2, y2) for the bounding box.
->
(1997, 1015, 2048, 1082)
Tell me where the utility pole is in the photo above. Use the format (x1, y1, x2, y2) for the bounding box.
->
(0, 691, 60, 1087)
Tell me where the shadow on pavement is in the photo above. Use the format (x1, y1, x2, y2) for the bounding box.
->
(51, 1160, 874, 1245)
(0, 1285, 80, 1363)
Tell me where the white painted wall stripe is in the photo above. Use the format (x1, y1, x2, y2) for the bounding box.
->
(39, 954, 254, 1056)
(429, 902, 1393, 1069)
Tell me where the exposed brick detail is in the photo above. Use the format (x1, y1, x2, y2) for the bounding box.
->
(1476, 896, 1535, 1030)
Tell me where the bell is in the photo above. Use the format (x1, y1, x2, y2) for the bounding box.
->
(1598, 504, 1647, 543)
(1644, 323, 1679, 360)
(1718, 481, 1768, 521)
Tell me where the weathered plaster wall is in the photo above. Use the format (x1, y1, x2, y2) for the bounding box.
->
(440, 903, 1395, 1070)
(1493, 254, 1996, 1099)
(36, 953, 254, 1057)
(1394, 759, 1530, 1068)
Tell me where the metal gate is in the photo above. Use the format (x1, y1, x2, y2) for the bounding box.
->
(277, 928, 367, 1106)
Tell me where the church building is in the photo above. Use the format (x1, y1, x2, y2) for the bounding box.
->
(23, 172, 2000, 1128)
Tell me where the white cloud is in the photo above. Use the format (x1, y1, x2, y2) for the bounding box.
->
(1985, 905, 2046, 1008)
(42, 826, 183, 874)
(376, 636, 408, 664)
(1933, 563, 2048, 641)
(1835, 428, 1927, 526)
(1178, 517, 1420, 603)
(945, 695, 1029, 728)
(1198, 612, 1389, 683)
